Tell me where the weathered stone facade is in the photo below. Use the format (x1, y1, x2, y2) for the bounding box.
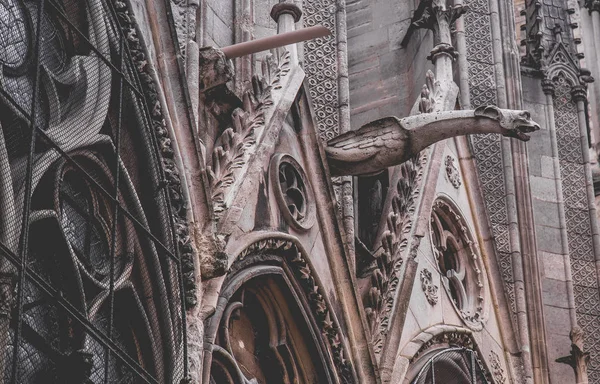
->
(1, 0, 600, 383)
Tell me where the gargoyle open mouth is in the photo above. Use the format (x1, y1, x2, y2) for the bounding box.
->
(474, 106, 541, 142)
(508, 121, 541, 142)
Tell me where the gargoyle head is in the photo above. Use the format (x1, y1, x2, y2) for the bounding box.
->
(474, 105, 540, 141)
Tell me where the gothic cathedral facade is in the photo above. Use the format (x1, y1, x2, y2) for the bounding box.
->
(0, 0, 599, 383)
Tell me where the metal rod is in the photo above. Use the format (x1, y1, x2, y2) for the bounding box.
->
(221, 25, 331, 59)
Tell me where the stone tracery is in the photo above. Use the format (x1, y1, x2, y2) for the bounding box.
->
(430, 198, 485, 329)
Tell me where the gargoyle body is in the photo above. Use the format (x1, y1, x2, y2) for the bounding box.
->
(325, 105, 540, 176)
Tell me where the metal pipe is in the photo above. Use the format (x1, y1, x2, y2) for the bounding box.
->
(221, 25, 331, 59)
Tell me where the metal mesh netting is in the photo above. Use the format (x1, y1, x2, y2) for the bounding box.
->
(411, 348, 490, 384)
(0, 0, 188, 382)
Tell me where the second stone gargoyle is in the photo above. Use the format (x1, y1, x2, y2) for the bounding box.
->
(325, 105, 540, 176)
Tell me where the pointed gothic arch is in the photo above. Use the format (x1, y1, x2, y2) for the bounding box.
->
(203, 236, 357, 384)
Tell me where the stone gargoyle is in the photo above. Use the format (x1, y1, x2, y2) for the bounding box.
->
(325, 105, 540, 176)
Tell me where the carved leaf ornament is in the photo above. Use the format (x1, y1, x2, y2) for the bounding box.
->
(208, 50, 291, 216)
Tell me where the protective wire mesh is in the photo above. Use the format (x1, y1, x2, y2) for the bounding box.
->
(411, 348, 491, 384)
(0, 0, 188, 382)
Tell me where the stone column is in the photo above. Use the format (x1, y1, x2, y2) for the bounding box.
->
(426, 0, 466, 82)
(586, 1, 600, 63)
(271, 1, 302, 67)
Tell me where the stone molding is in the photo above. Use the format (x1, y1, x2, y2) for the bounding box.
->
(114, 0, 199, 306)
(271, 2, 303, 23)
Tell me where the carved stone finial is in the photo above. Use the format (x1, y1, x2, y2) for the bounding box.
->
(556, 326, 590, 384)
(271, 2, 302, 23)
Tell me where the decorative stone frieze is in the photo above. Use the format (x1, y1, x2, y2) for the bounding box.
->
(114, 0, 200, 305)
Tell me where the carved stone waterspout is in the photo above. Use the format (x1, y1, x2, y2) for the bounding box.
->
(325, 105, 540, 176)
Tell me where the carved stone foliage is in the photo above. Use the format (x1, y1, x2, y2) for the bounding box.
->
(363, 154, 427, 356)
(420, 268, 439, 306)
(489, 351, 506, 384)
(553, 74, 600, 381)
(419, 71, 437, 114)
(445, 155, 462, 189)
(207, 50, 290, 216)
(114, 1, 198, 306)
(270, 154, 316, 230)
(431, 199, 485, 329)
(231, 238, 356, 383)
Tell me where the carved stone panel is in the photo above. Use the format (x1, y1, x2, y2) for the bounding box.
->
(445, 155, 462, 189)
(489, 350, 507, 384)
(420, 268, 439, 306)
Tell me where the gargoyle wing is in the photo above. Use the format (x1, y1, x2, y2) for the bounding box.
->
(326, 117, 406, 163)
